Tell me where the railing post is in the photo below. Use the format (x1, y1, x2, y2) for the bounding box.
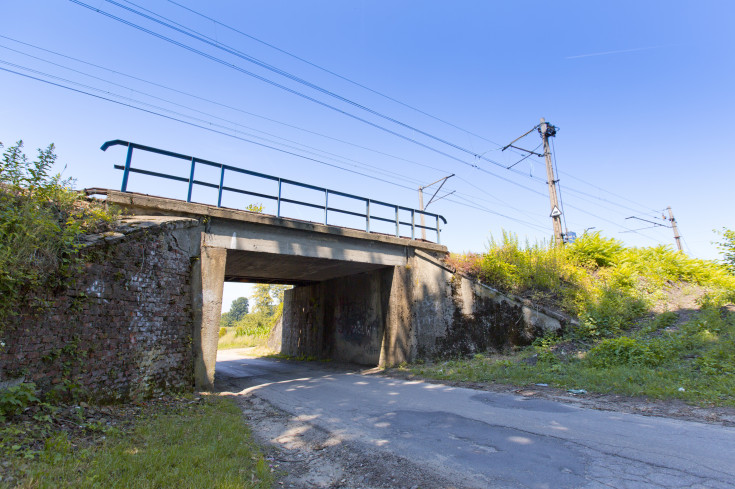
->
(217, 165, 225, 207)
(395, 205, 399, 237)
(324, 189, 329, 224)
(366, 200, 370, 232)
(277, 179, 282, 218)
(120, 144, 134, 192)
(411, 209, 415, 240)
(436, 218, 441, 244)
(186, 157, 196, 202)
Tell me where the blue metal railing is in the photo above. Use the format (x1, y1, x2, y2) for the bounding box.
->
(101, 140, 447, 243)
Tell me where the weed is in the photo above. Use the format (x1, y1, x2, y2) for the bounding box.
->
(0, 383, 40, 420)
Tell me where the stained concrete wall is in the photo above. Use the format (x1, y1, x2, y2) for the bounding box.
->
(279, 249, 568, 366)
(281, 268, 394, 364)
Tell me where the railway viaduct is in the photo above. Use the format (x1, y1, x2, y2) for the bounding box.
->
(98, 189, 563, 391)
(0, 140, 566, 399)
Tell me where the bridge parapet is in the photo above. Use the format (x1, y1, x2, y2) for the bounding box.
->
(100, 140, 447, 243)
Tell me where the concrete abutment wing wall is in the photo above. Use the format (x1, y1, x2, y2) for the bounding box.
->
(279, 250, 566, 366)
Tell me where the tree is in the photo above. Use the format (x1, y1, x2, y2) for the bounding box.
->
(228, 297, 249, 320)
(715, 228, 735, 273)
(220, 296, 250, 328)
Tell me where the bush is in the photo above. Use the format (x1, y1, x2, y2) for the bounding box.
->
(218, 327, 227, 338)
(0, 382, 39, 420)
(233, 306, 282, 338)
(586, 337, 660, 367)
(566, 232, 624, 268)
(0, 140, 119, 328)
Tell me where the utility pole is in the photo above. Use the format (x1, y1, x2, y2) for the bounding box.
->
(667, 206, 683, 251)
(539, 117, 563, 245)
(418, 174, 454, 240)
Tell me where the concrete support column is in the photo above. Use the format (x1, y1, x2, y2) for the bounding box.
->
(191, 245, 227, 390)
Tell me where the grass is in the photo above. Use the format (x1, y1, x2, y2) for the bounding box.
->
(415, 231, 735, 406)
(1, 396, 273, 488)
(402, 306, 735, 406)
(218, 328, 269, 350)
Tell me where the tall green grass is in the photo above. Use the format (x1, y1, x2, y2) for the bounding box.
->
(447, 231, 735, 338)
(406, 306, 735, 405)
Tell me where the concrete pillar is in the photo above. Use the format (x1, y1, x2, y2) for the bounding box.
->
(191, 245, 227, 390)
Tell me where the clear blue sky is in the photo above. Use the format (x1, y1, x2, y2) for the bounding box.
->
(2, 0, 733, 287)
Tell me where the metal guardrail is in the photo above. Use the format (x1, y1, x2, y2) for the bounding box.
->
(101, 140, 447, 243)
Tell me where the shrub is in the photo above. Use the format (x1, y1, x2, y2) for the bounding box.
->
(715, 227, 735, 274)
(586, 337, 659, 367)
(0, 382, 40, 420)
(0, 140, 119, 328)
(566, 231, 624, 268)
(218, 327, 227, 338)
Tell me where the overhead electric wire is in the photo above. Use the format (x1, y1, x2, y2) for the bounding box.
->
(20, 5, 670, 236)
(0, 65, 423, 192)
(2, 62, 660, 242)
(503, 124, 664, 218)
(161, 0, 513, 150)
(73, 0, 551, 181)
(1, 64, 553, 233)
(0, 44, 549, 225)
(71, 0, 510, 175)
(447, 194, 551, 234)
(0, 35, 447, 175)
(75, 1, 665, 230)
(98, 0, 664, 227)
(559, 170, 661, 217)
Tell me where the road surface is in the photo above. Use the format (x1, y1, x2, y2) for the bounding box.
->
(216, 350, 735, 489)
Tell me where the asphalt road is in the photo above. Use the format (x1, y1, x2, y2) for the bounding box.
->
(216, 350, 735, 489)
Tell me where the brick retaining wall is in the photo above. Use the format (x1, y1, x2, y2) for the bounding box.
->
(0, 218, 201, 401)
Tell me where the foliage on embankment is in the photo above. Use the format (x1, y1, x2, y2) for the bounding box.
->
(0, 140, 118, 329)
(418, 231, 735, 405)
(446, 231, 735, 338)
(219, 285, 289, 350)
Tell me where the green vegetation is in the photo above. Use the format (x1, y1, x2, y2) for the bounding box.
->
(416, 231, 735, 405)
(0, 140, 118, 329)
(220, 297, 250, 328)
(0, 394, 272, 488)
(218, 285, 290, 350)
(715, 227, 735, 273)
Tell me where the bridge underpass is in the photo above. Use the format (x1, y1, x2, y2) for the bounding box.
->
(97, 188, 456, 390)
(93, 140, 564, 391)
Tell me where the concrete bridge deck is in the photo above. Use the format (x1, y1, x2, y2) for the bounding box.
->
(92, 189, 447, 285)
(86, 189, 563, 393)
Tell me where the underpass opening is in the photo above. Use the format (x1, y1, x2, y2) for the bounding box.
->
(218, 280, 293, 356)
(218, 248, 397, 368)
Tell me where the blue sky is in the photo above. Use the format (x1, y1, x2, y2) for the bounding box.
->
(2, 1, 734, 307)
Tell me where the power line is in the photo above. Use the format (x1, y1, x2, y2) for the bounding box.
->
(94, 0, 667, 229)
(160, 0, 511, 150)
(0, 35, 449, 175)
(559, 170, 661, 217)
(0, 43, 550, 224)
(0, 65, 421, 191)
(18, 5, 673, 238)
(73, 0, 556, 182)
(1, 64, 554, 233)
